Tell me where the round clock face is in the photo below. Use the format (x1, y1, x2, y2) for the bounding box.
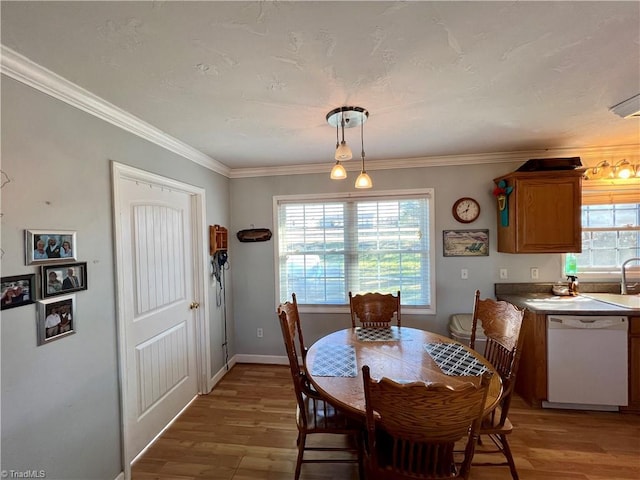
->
(452, 197, 480, 223)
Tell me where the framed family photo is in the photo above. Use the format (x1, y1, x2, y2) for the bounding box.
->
(41, 262, 87, 298)
(443, 229, 490, 257)
(25, 229, 77, 265)
(1, 274, 36, 310)
(37, 294, 76, 345)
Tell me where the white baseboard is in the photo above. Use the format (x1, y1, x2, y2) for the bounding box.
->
(235, 354, 289, 365)
(205, 354, 288, 392)
(207, 355, 238, 392)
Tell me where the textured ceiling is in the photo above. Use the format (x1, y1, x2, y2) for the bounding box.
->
(2, 1, 639, 170)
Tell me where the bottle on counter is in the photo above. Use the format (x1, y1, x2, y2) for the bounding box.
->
(565, 253, 579, 295)
(565, 252, 578, 276)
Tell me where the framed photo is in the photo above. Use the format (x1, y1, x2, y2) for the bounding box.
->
(1, 274, 36, 310)
(41, 262, 87, 298)
(25, 229, 77, 265)
(443, 229, 490, 257)
(37, 294, 76, 345)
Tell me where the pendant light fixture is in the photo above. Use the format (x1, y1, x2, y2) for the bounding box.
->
(330, 122, 348, 179)
(354, 118, 372, 189)
(326, 106, 369, 182)
(335, 115, 352, 161)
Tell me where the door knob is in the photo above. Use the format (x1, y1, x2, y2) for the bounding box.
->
(189, 302, 200, 310)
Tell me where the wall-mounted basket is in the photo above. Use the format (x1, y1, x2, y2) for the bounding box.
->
(236, 228, 272, 243)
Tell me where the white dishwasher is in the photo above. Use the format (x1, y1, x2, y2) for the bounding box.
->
(544, 315, 628, 411)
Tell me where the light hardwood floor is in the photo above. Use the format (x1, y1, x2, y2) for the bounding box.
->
(132, 363, 640, 480)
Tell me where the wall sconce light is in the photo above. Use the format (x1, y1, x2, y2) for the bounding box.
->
(326, 106, 370, 187)
(584, 159, 640, 180)
(613, 159, 633, 179)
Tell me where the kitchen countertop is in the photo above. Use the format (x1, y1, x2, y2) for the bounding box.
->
(496, 292, 638, 315)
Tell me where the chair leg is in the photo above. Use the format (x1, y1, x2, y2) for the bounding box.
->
(500, 434, 519, 480)
(356, 432, 365, 480)
(295, 431, 306, 480)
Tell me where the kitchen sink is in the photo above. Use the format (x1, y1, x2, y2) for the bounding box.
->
(581, 293, 640, 310)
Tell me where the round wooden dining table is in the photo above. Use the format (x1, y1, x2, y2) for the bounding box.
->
(305, 326, 503, 418)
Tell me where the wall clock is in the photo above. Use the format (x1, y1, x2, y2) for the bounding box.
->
(452, 197, 480, 223)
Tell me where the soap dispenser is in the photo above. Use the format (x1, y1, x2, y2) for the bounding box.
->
(567, 275, 579, 296)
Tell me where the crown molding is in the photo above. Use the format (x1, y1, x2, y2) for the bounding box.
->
(229, 144, 640, 178)
(3, 45, 637, 180)
(0, 45, 230, 177)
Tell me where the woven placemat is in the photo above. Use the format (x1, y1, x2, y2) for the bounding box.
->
(310, 344, 357, 377)
(355, 327, 400, 342)
(424, 342, 488, 376)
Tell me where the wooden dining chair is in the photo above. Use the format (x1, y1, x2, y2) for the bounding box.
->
(279, 293, 308, 360)
(277, 296, 363, 480)
(362, 365, 492, 479)
(470, 289, 526, 480)
(349, 291, 401, 328)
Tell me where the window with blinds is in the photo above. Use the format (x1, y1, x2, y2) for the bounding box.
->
(275, 190, 435, 312)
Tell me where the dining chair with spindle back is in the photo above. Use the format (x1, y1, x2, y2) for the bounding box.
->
(349, 291, 401, 328)
(277, 295, 363, 480)
(362, 365, 492, 479)
(470, 289, 526, 480)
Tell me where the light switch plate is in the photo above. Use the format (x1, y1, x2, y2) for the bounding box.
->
(499, 268, 508, 279)
(461, 269, 469, 280)
(531, 267, 539, 280)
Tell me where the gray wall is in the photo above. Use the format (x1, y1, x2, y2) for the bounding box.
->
(1, 78, 230, 479)
(229, 163, 565, 354)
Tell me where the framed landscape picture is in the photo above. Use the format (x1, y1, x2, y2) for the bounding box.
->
(1, 274, 36, 310)
(41, 262, 87, 298)
(25, 229, 77, 265)
(443, 229, 490, 257)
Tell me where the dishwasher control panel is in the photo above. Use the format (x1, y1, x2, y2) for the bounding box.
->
(548, 315, 628, 330)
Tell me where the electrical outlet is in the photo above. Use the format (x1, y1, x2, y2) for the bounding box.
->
(499, 268, 508, 279)
(461, 269, 469, 280)
(531, 267, 539, 280)
(257, 328, 263, 338)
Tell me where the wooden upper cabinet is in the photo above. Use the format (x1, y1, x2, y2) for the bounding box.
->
(494, 169, 583, 253)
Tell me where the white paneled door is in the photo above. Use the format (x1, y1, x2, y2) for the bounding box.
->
(113, 163, 207, 475)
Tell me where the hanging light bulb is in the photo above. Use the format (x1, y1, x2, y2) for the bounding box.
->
(330, 161, 347, 179)
(355, 170, 372, 189)
(355, 119, 372, 189)
(614, 159, 633, 179)
(334, 114, 352, 160)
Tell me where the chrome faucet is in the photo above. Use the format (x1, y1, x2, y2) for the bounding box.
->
(621, 257, 640, 294)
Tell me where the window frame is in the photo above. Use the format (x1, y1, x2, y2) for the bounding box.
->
(571, 178, 640, 279)
(273, 188, 436, 315)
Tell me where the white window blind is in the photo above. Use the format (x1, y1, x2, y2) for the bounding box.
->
(275, 190, 434, 310)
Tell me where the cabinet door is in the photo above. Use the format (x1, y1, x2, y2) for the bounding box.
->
(495, 170, 583, 253)
(622, 316, 640, 412)
(514, 176, 581, 252)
